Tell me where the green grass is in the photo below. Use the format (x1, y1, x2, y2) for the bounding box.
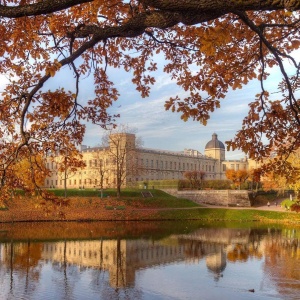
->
(42, 188, 300, 225)
(48, 188, 199, 208)
(154, 207, 300, 224)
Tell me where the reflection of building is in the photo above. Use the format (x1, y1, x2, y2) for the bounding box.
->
(0, 228, 299, 299)
(38, 228, 263, 287)
(206, 251, 227, 279)
(45, 133, 259, 189)
(41, 239, 188, 288)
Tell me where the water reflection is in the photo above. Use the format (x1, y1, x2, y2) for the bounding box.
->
(0, 224, 299, 299)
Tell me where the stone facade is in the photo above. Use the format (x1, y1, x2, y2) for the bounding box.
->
(173, 190, 252, 207)
(44, 133, 258, 189)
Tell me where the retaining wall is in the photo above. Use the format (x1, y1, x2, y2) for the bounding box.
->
(162, 189, 253, 207)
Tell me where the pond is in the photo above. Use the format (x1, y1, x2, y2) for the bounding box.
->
(0, 221, 299, 300)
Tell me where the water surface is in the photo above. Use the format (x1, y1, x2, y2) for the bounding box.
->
(0, 221, 299, 299)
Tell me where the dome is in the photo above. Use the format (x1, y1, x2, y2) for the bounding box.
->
(205, 133, 225, 150)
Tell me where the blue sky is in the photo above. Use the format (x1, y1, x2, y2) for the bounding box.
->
(77, 49, 298, 160)
(79, 67, 260, 160)
(1, 47, 293, 161)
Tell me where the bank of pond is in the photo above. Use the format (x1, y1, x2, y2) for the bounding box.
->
(0, 221, 299, 300)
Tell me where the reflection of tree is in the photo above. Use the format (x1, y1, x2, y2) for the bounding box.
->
(50, 241, 79, 300)
(227, 229, 264, 262)
(263, 233, 300, 297)
(227, 244, 250, 262)
(2, 241, 43, 297)
(179, 239, 207, 261)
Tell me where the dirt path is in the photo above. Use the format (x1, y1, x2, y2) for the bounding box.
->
(201, 200, 286, 212)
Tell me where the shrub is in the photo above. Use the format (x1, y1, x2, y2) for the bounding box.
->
(291, 202, 300, 213)
(281, 199, 294, 210)
(202, 180, 232, 190)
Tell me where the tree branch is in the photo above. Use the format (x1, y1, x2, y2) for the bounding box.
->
(0, 0, 92, 18)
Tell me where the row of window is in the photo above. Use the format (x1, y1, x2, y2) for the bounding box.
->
(47, 159, 108, 170)
(47, 158, 217, 173)
(46, 178, 115, 187)
(140, 159, 215, 172)
(222, 164, 247, 171)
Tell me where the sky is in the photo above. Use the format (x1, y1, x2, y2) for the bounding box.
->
(0, 45, 292, 161)
(76, 49, 298, 160)
(77, 65, 261, 160)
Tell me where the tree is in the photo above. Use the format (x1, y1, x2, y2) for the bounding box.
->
(261, 171, 288, 194)
(53, 146, 86, 198)
(226, 169, 249, 189)
(286, 149, 300, 197)
(261, 148, 300, 196)
(0, 1, 299, 200)
(102, 126, 142, 197)
(13, 154, 47, 192)
(89, 149, 109, 197)
(183, 170, 205, 189)
(248, 168, 261, 192)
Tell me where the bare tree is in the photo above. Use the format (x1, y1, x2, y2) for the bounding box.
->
(102, 125, 142, 198)
(184, 170, 206, 189)
(55, 146, 86, 198)
(88, 149, 109, 197)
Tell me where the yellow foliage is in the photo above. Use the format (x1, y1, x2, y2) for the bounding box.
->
(0, 1, 298, 195)
(13, 155, 47, 190)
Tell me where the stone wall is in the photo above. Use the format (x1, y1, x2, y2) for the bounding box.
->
(162, 189, 253, 207)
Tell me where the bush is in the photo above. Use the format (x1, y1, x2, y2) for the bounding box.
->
(280, 199, 294, 210)
(178, 179, 191, 190)
(291, 202, 300, 213)
(202, 180, 232, 190)
(136, 179, 178, 189)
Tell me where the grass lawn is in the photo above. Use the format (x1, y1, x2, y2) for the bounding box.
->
(2, 188, 300, 225)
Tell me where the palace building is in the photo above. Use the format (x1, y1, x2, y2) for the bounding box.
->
(44, 133, 258, 189)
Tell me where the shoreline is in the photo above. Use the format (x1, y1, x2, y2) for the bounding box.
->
(0, 205, 297, 225)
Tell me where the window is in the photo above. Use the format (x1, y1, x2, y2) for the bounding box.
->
(223, 164, 226, 171)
